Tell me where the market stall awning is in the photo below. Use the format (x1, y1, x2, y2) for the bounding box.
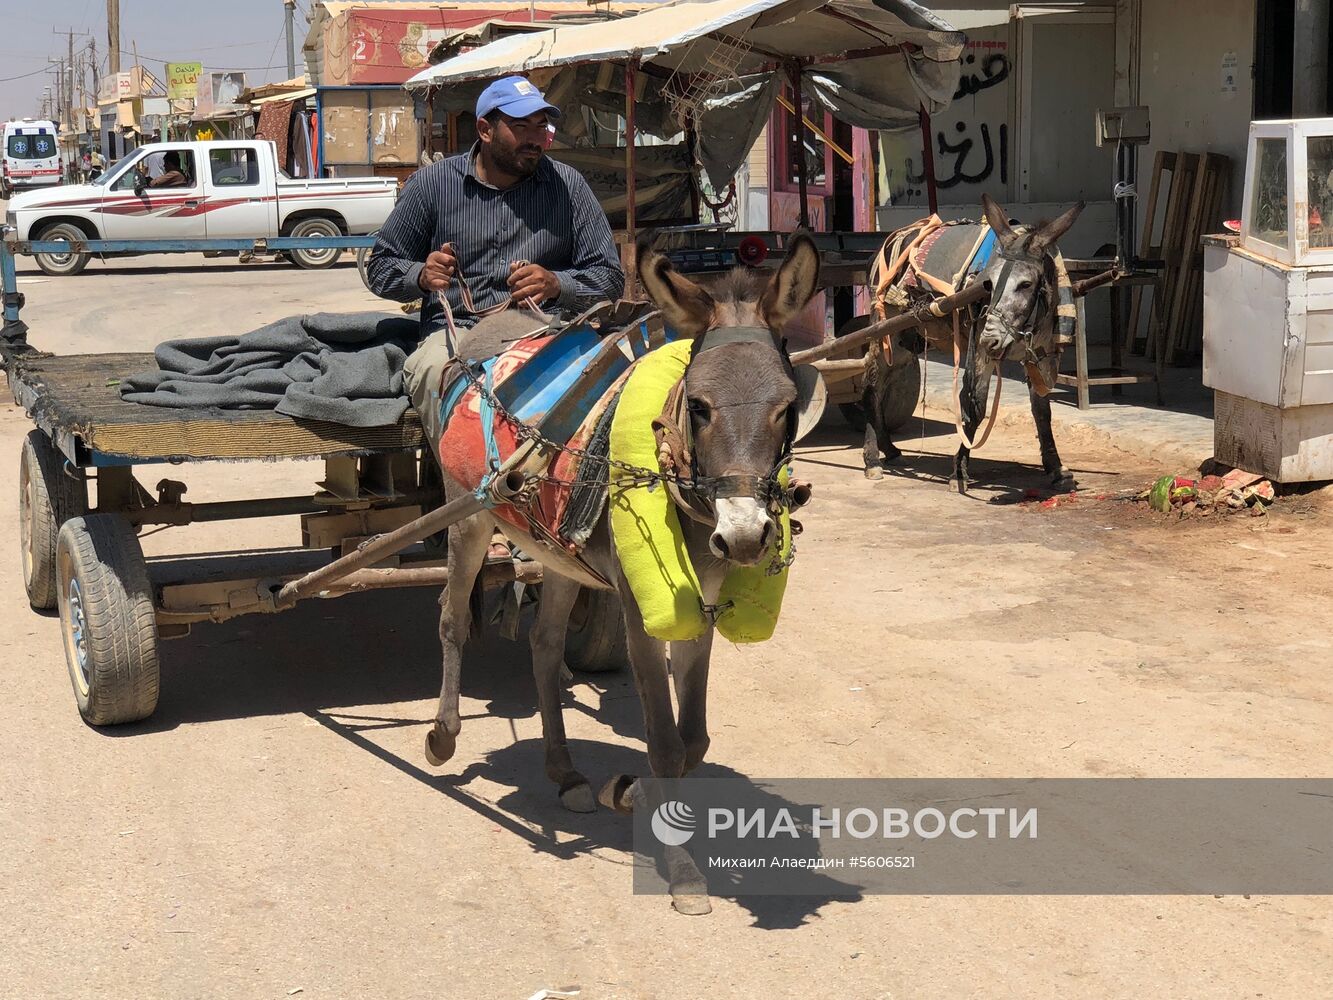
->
(405, 0, 963, 90)
(407, 0, 964, 187)
(919, 5, 1081, 30)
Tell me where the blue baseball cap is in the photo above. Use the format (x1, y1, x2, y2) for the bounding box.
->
(475, 75, 562, 121)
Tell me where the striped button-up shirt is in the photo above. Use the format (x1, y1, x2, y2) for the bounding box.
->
(367, 145, 624, 335)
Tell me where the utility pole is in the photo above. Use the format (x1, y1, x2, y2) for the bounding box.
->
(107, 0, 121, 75)
(54, 28, 77, 137)
(284, 0, 298, 78)
(47, 59, 65, 124)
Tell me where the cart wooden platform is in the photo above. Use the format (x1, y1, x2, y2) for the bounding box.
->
(11, 351, 623, 727)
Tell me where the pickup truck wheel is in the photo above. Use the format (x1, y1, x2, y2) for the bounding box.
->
(34, 222, 92, 277)
(288, 217, 343, 270)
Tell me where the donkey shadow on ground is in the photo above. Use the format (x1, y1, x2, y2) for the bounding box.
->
(311, 701, 865, 930)
(797, 417, 1123, 502)
(115, 585, 858, 926)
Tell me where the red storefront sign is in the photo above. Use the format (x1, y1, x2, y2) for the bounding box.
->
(342, 7, 566, 85)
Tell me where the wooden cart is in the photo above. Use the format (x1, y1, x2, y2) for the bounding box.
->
(11, 351, 625, 726)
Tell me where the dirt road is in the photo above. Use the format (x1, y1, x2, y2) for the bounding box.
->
(1, 250, 1330, 998)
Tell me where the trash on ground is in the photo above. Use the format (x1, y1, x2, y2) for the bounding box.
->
(1139, 469, 1275, 516)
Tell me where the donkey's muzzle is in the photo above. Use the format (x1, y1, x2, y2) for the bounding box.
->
(710, 497, 775, 566)
(978, 328, 1014, 359)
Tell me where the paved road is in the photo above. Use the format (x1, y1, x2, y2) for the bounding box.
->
(1, 241, 1329, 998)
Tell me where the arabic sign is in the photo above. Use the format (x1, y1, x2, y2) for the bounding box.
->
(97, 68, 154, 105)
(97, 72, 136, 104)
(166, 62, 202, 101)
(881, 34, 1011, 207)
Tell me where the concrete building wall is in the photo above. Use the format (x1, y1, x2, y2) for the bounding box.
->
(874, 2, 1119, 260)
(1137, 0, 1256, 217)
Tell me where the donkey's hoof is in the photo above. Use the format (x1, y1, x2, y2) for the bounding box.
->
(670, 891, 713, 916)
(559, 780, 597, 813)
(949, 476, 969, 494)
(598, 774, 639, 814)
(424, 727, 456, 767)
(1050, 467, 1076, 488)
(864, 466, 884, 481)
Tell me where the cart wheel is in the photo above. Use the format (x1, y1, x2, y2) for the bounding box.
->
(876, 354, 924, 432)
(20, 431, 88, 610)
(839, 356, 923, 434)
(56, 515, 160, 726)
(564, 586, 628, 673)
(357, 232, 378, 292)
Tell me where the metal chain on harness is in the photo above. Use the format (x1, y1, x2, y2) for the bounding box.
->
(432, 251, 799, 576)
(443, 326, 799, 577)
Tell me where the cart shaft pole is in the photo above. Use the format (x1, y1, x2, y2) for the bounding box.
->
(319, 560, 543, 596)
(275, 487, 493, 606)
(789, 282, 989, 364)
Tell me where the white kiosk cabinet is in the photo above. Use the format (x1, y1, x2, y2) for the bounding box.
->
(1203, 119, 1333, 482)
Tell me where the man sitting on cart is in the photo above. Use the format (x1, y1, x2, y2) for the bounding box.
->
(367, 75, 625, 450)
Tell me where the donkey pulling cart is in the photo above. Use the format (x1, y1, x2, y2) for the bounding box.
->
(4, 238, 974, 728)
(4, 0, 1115, 730)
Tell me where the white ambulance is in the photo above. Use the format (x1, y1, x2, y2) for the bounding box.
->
(2, 119, 63, 199)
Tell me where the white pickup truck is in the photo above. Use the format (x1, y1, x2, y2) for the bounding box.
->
(4, 139, 399, 276)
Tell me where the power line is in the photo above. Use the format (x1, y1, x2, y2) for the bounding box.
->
(0, 65, 53, 83)
(115, 48, 292, 72)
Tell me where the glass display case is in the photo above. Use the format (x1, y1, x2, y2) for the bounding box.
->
(1242, 118, 1333, 265)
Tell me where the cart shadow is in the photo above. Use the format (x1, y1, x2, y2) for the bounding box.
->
(131, 587, 535, 731)
(308, 708, 864, 929)
(136, 587, 650, 744)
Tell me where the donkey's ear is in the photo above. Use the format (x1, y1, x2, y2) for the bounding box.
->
(760, 234, 821, 331)
(981, 193, 1017, 244)
(637, 246, 715, 336)
(1030, 200, 1085, 252)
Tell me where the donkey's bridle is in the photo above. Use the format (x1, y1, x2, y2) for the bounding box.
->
(982, 247, 1054, 355)
(655, 325, 798, 521)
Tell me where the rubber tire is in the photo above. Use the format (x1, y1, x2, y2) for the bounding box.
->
(287, 217, 343, 270)
(20, 431, 89, 610)
(838, 401, 867, 434)
(34, 222, 92, 277)
(877, 354, 924, 432)
(564, 586, 628, 673)
(56, 515, 160, 726)
(357, 233, 377, 292)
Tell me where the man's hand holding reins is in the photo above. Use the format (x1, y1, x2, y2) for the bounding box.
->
(418, 244, 459, 294)
(508, 262, 560, 305)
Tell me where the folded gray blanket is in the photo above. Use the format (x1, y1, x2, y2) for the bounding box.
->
(118, 312, 421, 428)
